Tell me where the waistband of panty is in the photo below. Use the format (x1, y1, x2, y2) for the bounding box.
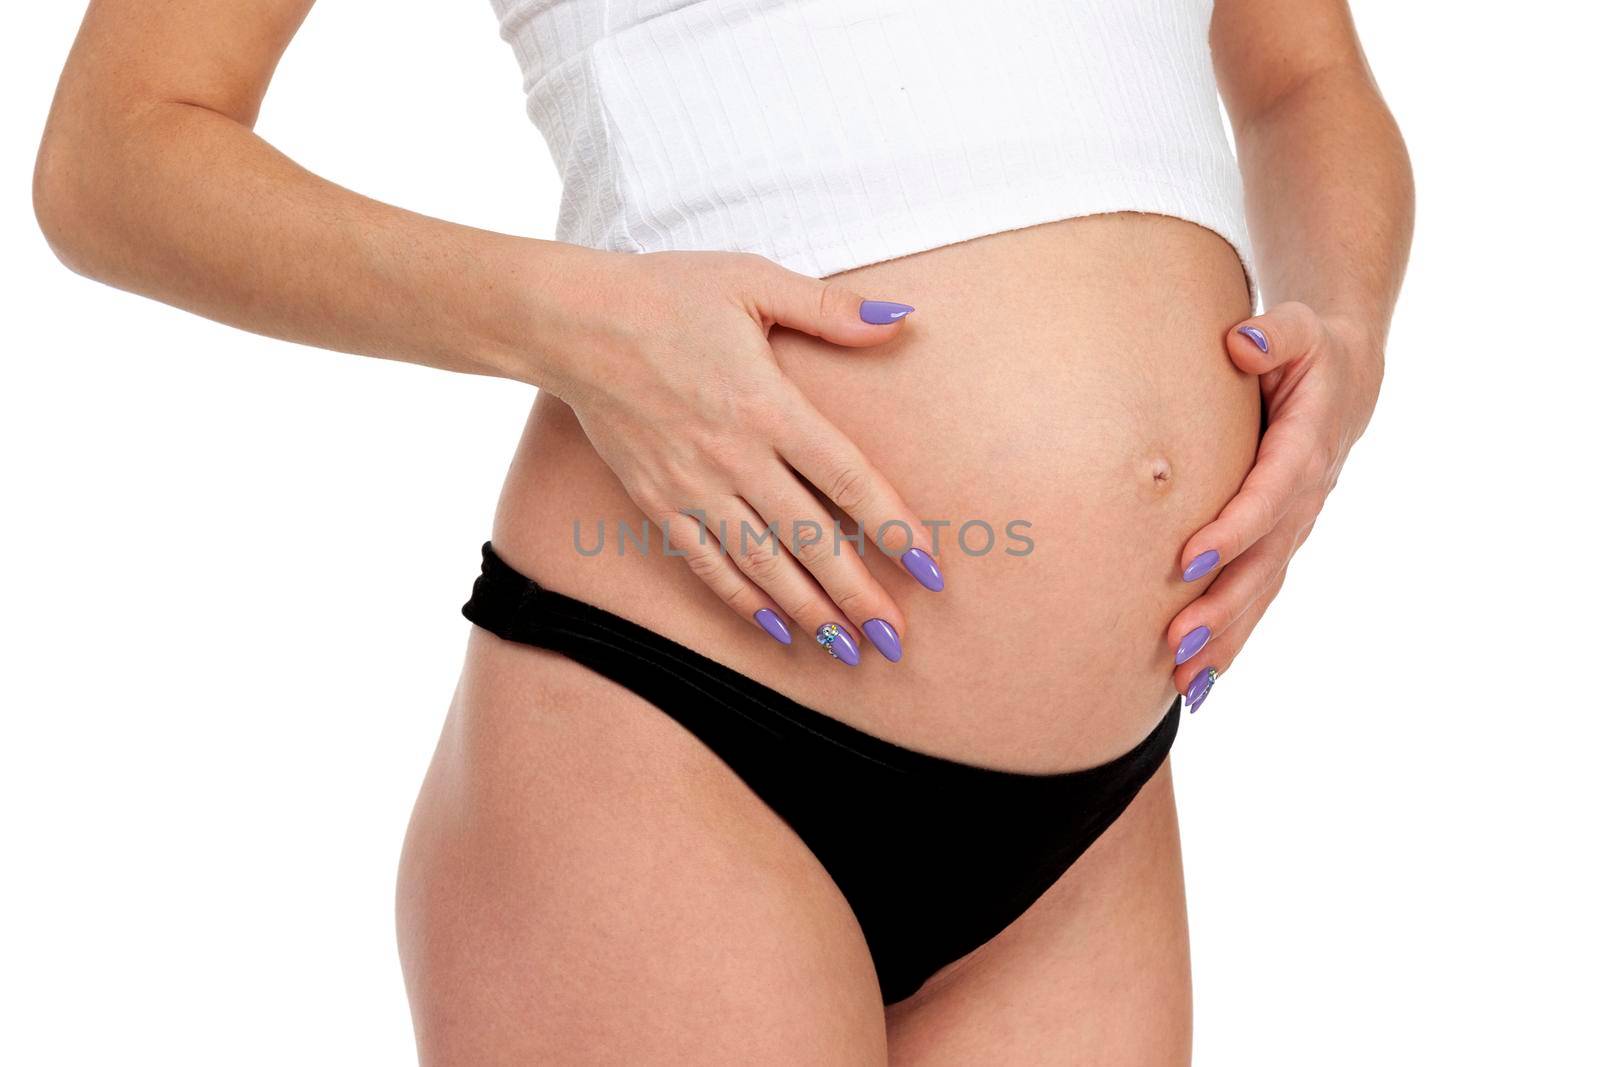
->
(460, 540, 1181, 790)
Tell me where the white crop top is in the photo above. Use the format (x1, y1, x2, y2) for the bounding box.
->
(489, 0, 1259, 309)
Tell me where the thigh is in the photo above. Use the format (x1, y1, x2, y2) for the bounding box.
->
(397, 630, 889, 1065)
(884, 759, 1191, 1066)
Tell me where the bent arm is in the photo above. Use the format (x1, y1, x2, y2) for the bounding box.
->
(1157, 1, 1414, 698)
(32, 0, 602, 386)
(1212, 0, 1416, 356)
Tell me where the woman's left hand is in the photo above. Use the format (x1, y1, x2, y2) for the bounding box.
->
(1167, 301, 1385, 711)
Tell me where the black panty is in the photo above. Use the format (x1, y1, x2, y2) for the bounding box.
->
(462, 541, 1181, 1005)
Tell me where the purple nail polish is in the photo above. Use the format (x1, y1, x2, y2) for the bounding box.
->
(900, 548, 944, 592)
(1237, 325, 1269, 353)
(816, 622, 860, 666)
(754, 608, 792, 645)
(1175, 625, 1211, 666)
(1185, 666, 1218, 711)
(1183, 549, 1220, 582)
(862, 619, 902, 662)
(860, 300, 915, 325)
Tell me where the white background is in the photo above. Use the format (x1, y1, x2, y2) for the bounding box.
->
(3, 2, 1595, 1063)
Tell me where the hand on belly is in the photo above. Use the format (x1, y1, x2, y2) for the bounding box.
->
(493, 212, 1261, 771)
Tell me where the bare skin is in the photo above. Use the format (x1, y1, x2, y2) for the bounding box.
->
(482, 214, 1261, 771)
(399, 635, 1190, 1064)
(395, 213, 1242, 1065)
(35, 0, 1412, 1060)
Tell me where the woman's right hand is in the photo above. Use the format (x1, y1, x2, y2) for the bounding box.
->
(32, 0, 940, 667)
(535, 248, 944, 665)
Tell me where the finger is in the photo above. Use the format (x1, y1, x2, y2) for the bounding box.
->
(775, 395, 945, 594)
(741, 474, 908, 665)
(1177, 412, 1319, 582)
(1227, 299, 1324, 374)
(1171, 509, 1303, 658)
(648, 504, 795, 647)
(695, 493, 882, 666)
(752, 259, 918, 348)
(1169, 506, 1314, 694)
(1174, 562, 1289, 713)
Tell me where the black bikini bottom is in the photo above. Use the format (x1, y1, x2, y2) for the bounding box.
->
(461, 541, 1181, 1005)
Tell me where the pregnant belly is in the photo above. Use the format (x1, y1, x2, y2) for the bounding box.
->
(486, 212, 1261, 772)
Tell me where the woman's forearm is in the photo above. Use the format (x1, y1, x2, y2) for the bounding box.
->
(33, 95, 603, 387)
(1229, 62, 1416, 354)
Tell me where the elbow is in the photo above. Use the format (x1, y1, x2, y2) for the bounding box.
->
(33, 128, 96, 278)
(32, 112, 123, 282)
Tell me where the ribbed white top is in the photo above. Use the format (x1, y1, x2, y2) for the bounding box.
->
(490, 0, 1259, 309)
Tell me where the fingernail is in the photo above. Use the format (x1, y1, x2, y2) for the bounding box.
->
(900, 548, 945, 592)
(1183, 549, 1220, 582)
(1236, 325, 1269, 353)
(816, 622, 860, 666)
(1185, 666, 1218, 712)
(754, 608, 792, 646)
(860, 300, 915, 325)
(862, 619, 902, 662)
(1175, 625, 1211, 665)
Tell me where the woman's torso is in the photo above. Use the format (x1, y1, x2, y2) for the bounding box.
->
(483, 211, 1260, 772)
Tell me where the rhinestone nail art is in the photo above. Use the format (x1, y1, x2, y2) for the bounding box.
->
(817, 623, 842, 656)
(814, 622, 859, 665)
(1186, 666, 1218, 712)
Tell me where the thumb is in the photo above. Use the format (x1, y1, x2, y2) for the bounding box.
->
(757, 266, 916, 348)
(1227, 300, 1321, 374)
